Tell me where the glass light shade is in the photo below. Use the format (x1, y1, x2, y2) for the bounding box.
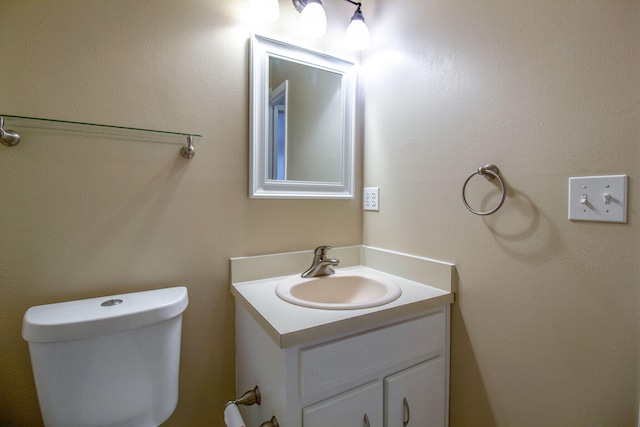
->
(248, 0, 280, 22)
(345, 18, 370, 50)
(298, 1, 327, 39)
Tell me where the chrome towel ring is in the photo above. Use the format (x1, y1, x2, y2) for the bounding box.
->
(462, 164, 507, 215)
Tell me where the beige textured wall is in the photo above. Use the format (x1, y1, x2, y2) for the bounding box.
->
(2, 0, 638, 426)
(0, 1, 361, 425)
(363, 0, 639, 425)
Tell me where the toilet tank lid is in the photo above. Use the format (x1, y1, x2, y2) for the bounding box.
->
(22, 286, 189, 343)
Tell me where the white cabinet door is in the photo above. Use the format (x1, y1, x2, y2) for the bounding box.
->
(384, 358, 446, 427)
(303, 380, 383, 427)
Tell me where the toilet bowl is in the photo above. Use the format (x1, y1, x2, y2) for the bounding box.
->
(22, 286, 189, 427)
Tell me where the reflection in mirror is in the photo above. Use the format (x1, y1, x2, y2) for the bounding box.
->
(269, 79, 288, 180)
(269, 57, 342, 182)
(250, 33, 356, 199)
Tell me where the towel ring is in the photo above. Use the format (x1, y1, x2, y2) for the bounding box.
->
(462, 164, 506, 216)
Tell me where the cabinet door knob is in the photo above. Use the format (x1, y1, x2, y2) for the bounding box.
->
(402, 397, 411, 426)
(364, 413, 370, 427)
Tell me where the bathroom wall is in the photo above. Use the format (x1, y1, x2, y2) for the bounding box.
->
(363, 0, 640, 425)
(3, 0, 638, 426)
(0, 1, 362, 425)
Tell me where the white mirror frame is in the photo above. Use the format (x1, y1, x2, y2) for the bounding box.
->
(250, 33, 357, 199)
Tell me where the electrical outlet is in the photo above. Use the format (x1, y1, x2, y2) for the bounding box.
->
(568, 175, 627, 223)
(364, 187, 379, 211)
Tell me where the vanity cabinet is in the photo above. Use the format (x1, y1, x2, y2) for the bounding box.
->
(303, 380, 383, 427)
(235, 303, 450, 427)
(385, 358, 446, 426)
(302, 358, 445, 427)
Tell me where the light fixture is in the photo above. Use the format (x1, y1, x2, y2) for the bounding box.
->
(292, 0, 371, 49)
(295, 0, 327, 39)
(248, 0, 280, 23)
(344, 3, 370, 50)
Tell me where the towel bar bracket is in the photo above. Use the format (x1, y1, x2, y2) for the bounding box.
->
(181, 135, 196, 159)
(0, 116, 21, 146)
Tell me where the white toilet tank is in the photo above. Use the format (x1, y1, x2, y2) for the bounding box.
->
(22, 286, 189, 427)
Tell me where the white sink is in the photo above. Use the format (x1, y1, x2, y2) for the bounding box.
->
(275, 270, 402, 310)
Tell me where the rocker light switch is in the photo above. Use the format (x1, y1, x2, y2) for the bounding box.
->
(568, 175, 627, 223)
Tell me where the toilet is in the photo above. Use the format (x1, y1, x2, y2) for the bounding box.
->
(22, 286, 189, 427)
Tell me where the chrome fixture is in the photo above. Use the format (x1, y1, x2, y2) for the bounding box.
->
(462, 164, 507, 216)
(302, 245, 340, 278)
(292, 0, 371, 49)
(0, 116, 20, 146)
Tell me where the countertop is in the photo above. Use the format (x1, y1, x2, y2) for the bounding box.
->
(231, 265, 454, 348)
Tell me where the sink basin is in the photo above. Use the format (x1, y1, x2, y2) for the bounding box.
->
(275, 271, 402, 310)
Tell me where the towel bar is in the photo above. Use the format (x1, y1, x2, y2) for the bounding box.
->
(0, 114, 201, 158)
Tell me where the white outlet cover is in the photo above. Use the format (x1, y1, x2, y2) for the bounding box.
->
(364, 187, 379, 211)
(568, 175, 627, 223)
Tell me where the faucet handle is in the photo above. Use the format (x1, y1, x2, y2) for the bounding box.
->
(314, 245, 332, 258)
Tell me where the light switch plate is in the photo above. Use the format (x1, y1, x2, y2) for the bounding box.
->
(568, 175, 627, 223)
(364, 187, 379, 211)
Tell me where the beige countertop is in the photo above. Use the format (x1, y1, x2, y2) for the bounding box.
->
(230, 246, 456, 347)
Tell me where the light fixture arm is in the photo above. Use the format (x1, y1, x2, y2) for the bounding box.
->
(349, 3, 365, 23)
(342, 0, 362, 8)
(293, 0, 363, 14)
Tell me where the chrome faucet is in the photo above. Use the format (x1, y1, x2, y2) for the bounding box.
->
(301, 246, 340, 278)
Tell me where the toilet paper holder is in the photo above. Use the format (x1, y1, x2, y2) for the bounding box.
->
(226, 386, 280, 427)
(228, 386, 261, 407)
(260, 415, 279, 427)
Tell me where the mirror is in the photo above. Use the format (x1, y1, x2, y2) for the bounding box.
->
(250, 33, 357, 199)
